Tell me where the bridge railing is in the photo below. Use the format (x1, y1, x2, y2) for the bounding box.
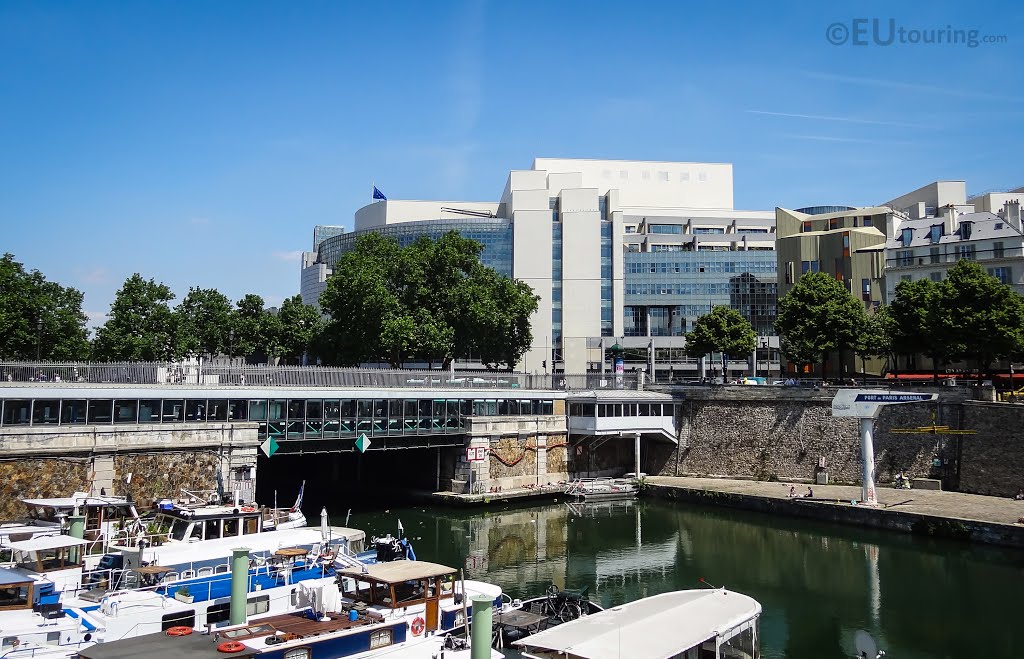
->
(0, 362, 642, 392)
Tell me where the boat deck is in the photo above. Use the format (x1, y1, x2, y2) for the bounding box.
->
(249, 610, 380, 639)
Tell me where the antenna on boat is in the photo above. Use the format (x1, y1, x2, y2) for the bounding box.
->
(697, 577, 718, 589)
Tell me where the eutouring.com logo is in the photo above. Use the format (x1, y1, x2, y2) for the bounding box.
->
(826, 19, 1007, 48)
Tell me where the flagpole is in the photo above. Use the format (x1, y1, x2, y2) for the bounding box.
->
(371, 180, 374, 204)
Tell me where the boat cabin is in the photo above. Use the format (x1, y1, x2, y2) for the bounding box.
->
(514, 589, 761, 659)
(0, 567, 34, 611)
(8, 535, 88, 573)
(21, 493, 139, 542)
(155, 504, 266, 543)
(336, 561, 457, 634)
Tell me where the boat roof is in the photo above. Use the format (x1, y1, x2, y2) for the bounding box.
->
(8, 535, 90, 551)
(0, 566, 33, 585)
(124, 527, 363, 564)
(22, 494, 132, 508)
(74, 630, 259, 659)
(338, 560, 455, 583)
(514, 589, 761, 659)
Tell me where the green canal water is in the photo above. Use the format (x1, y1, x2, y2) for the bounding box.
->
(338, 496, 1023, 659)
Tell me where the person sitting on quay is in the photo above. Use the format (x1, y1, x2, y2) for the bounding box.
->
(804, 486, 814, 498)
(788, 486, 797, 498)
(1014, 488, 1024, 501)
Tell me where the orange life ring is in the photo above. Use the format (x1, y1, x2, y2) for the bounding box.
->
(166, 626, 193, 636)
(410, 616, 425, 636)
(218, 641, 246, 653)
(241, 506, 256, 512)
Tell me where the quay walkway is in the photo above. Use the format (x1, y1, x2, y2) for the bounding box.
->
(646, 476, 1024, 549)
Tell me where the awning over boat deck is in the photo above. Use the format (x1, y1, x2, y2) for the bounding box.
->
(0, 567, 33, 586)
(514, 589, 761, 659)
(7, 535, 89, 552)
(337, 560, 456, 583)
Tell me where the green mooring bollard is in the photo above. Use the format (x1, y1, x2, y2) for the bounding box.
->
(230, 548, 251, 625)
(470, 594, 493, 659)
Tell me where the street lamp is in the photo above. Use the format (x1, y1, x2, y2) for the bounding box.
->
(36, 317, 42, 361)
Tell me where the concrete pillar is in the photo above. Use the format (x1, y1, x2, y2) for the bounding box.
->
(230, 548, 250, 625)
(634, 432, 641, 477)
(470, 595, 493, 659)
(860, 418, 878, 506)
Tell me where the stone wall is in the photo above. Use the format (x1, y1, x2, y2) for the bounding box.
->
(0, 459, 90, 520)
(581, 387, 1024, 498)
(114, 452, 223, 508)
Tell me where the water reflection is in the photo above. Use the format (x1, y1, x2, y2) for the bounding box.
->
(343, 497, 1024, 659)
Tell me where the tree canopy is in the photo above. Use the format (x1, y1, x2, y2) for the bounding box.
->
(230, 294, 280, 360)
(173, 287, 234, 359)
(775, 272, 867, 377)
(684, 305, 756, 360)
(276, 294, 325, 364)
(0, 253, 90, 360)
(92, 274, 177, 361)
(319, 231, 539, 369)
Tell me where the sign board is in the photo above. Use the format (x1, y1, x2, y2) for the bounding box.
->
(466, 447, 487, 462)
(260, 437, 279, 458)
(831, 390, 937, 419)
(355, 433, 371, 453)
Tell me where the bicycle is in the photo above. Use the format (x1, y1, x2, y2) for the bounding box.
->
(544, 584, 585, 622)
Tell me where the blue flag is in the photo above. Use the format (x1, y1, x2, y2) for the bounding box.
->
(372, 186, 387, 201)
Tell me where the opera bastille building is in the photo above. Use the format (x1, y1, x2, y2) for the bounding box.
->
(301, 158, 781, 378)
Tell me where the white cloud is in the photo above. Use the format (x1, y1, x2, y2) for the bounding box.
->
(746, 109, 912, 127)
(75, 266, 110, 285)
(272, 250, 305, 263)
(84, 310, 107, 328)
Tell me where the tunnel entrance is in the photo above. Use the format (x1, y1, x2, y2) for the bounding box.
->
(255, 444, 463, 513)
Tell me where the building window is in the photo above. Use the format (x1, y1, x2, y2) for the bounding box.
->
(897, 250, 914, 267)
(956, 244, 976, 260)
(829, 218, 839, 231)
(800, 261, 819, 274)
(842, 232, 850, 257)
(929, 247, 941, 264)
(649, 224, 682, 235)
(625, 226, 636, 234)
(901, 275, 912, 283)
(993, 241, 1005, 258)
(930, 272, 942, 282)
(995, 222, 1004, 230)
(929, 225, 942, 243)
(801, 221, 812, 233)
(861, 278, 871, 302)
(863, 216, 873, 227)
(901, 228, 914, 245)
(988, 266, 1013, 285)
(692, 227, 724, 235)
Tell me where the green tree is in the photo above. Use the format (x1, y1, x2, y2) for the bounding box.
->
(319, 231, 538, 368)
(173, 287, 233, 359)
(939, 260, 1024, 382)
(684, 305, 756, 364)
(888, 278, 949, 382)
(92, 274, 177, 361)
(229, 294, 279, 360)
(856, 306, 894, 381)
(276, 295, 325, 364)
(0, 253, 90, 360)
(775, 272, 867, 379)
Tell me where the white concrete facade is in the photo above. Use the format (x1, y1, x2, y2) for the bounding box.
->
(308, 158, 776, 376)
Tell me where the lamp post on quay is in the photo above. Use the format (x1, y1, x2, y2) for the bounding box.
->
(36, 317, 42, 361)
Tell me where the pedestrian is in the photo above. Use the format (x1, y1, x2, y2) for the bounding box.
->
(804, 486, 814, 498)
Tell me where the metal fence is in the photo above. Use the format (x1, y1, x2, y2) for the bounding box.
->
(0, 362, 642, 392)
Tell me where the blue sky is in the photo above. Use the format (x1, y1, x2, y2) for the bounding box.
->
(2, 1, 1021, 324)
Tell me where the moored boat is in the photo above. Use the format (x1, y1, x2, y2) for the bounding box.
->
(514, 588, 761, 659)
(564, 477, 638, 502)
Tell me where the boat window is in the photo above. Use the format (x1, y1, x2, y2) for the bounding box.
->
(207, 602, 231, 624)
(17, 546, 82, 572)
(244, 516, 259, 535)
(369, 629, 393, 649)
(161, 610, 195, 631)
(719, 623, 756, 659)
(246, 594, 269, 615)
(394, 578, 426, 605)
(205, 520, 221, 540)
(284, 649, 311, 659)
(0, 582, 31, 610)
(169, 520, 191, 541)
(224, 518, 239, 537)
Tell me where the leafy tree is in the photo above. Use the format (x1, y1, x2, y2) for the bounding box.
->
(887, 278, 950, 382)
(319, 231, 538, 369)
(856, 306, 894, 381)
(938, 260, 1024, 382)
(775, 272, 867, 379)
(276, 295, 325, 364)
(684, 305, 756, 363)
(92, 274, 177, 361)
(0, 253, 90, 360)
(229, 294, 279, 361)
(173, 287, 233, 359)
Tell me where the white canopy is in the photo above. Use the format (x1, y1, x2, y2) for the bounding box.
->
(8, 535, 90, 551)
(514, 589, 761, 659)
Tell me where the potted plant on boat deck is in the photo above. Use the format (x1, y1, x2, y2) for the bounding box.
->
(174, 585, 193, 604)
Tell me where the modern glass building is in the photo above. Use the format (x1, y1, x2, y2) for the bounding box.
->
(301, 159, 781, 378)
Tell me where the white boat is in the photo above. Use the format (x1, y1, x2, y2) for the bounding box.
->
(564, 477, 638, 502)
(16, 559, 510, 659)
(514, 588, 762, 659)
